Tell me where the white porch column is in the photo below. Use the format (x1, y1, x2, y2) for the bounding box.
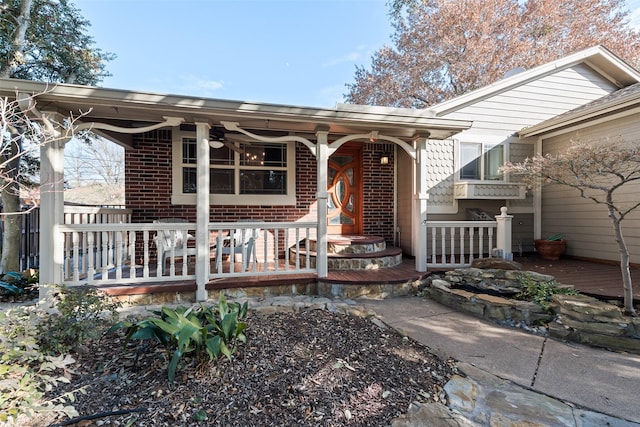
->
(39, 113, 69, 298)
(413, 135, 429, 272)
(195, 121, 210, 301)
(315, 127, 330, 278)
(495, 206, 513, 260)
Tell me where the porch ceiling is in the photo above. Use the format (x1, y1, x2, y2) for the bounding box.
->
(1, 78, 472, 145)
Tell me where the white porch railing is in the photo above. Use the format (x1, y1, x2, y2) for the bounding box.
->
(426, 207, 513, 269)
(426, 221, 497, 268)
(209, 221, 317, 278)
(59, 220, 317, 285)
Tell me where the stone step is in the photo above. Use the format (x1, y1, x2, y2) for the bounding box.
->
(309, 235, 387, 255)
(290, 246, 403, 270)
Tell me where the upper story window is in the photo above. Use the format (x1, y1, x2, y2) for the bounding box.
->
(173, 131, 295, 205)
(459, 142, 504, 181)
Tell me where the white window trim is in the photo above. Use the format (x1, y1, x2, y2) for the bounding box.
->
(171, 129, 297, 206)
(455, 140, 508, 183)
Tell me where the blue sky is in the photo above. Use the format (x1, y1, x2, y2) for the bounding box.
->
(75, 0, 393, 108)
(75, 0, 640, 109)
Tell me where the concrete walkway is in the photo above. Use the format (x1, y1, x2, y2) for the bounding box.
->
(361, 296, 640, 426)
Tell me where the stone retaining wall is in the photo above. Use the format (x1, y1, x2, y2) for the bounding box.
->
(425, 269, 554, 326)
(550, 294, 640, 354)
(426, 268, 640, 354)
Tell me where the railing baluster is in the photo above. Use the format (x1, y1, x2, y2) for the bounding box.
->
(449, 227, 455, 264)
(469, 227, 475, 264)
(87, 232, 95, 284)
(72, 232, 80, 283)
(460, 226, 465, 265)
(129, 231, 136, 279)
(143, 230, 150, 278)
(81, 231, 87, 275)
(305, 227, 311, 270)
(108, 231, 114, 268)
(181, 229, 189, 276)
(488, 227, 495, 258)
(260, 228, 267, 272)
(101, 231, 109, 279)
(440, 226, 446, 264)
(430, 226, 436, 264)
(115, 231, 123, 280)
(294, 227, 300, 270)
(169, 230, 176, 276)
(284, 227, 290, 271)
(215, 229, 222, 274)
(274, 229, 280, 272)
(64, 231, 71, 280)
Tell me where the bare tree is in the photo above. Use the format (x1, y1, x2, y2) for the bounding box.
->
(0, 91, 81, 272)
(347, 0, 640, 108)
(501, 139, 640, 315)
(64, 137, 125, 205)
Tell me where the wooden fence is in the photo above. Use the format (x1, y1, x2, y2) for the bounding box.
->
(0, 203, 130, 271)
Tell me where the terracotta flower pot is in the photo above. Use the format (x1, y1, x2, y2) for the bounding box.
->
(534, 239, 566, 261)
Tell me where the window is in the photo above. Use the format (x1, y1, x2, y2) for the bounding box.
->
(172, 131, 295, 205)
(459, 142, 504, 181)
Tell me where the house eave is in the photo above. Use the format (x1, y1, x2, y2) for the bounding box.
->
(0, 78, 472, 142)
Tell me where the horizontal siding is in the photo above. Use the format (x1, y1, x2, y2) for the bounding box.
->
(442, 64, 618, 137)
(541, 114, 640, 264)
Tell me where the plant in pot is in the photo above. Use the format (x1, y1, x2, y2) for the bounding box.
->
(534, 233, 566, 261)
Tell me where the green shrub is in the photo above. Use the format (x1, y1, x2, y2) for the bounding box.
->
(0, 307, 83, 423)
(109, 293, 248, 382)
(0, 270, 39, 298)
(38, 285, 121, 355)
(515, 275, 579, 312)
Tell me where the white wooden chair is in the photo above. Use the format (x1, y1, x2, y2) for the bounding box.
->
(153, 218, 196, 274)
(215, 224, 259, 272)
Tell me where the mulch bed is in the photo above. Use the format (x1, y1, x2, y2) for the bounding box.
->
(40, 308, 457, 427)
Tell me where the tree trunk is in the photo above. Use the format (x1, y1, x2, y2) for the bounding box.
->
(609, 211, 636, 315)
(0, 141, 22, 274)
(0, 0, 33, 78)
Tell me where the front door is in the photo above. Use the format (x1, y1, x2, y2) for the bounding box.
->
(327, 143, 363, 235)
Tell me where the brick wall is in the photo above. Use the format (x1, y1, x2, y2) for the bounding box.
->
(362, 143, 395, 244)
(124, 130, 397, 248)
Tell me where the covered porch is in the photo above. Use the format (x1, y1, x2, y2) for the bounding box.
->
(1, 78, 481, 300)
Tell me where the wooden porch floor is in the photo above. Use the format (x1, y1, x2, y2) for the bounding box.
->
(95, 255, 640, 304)
(513, 254, 640, 303)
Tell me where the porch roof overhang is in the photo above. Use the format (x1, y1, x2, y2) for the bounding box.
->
(1, 78, 472, 147)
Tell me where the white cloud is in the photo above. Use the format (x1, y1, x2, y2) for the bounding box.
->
(321, 43, 378, 68)
(322, 51, 362, 68)
(179, 76, 225, 96)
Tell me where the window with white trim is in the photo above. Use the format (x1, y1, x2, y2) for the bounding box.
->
(459, 142, 504, 181)
(172, 131, 296, 205)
